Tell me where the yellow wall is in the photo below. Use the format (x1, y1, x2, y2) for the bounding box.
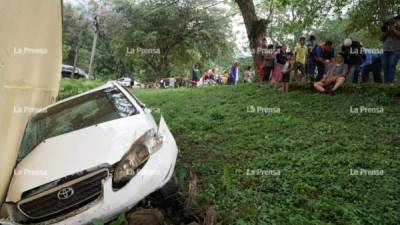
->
(0, 0, 62, 205)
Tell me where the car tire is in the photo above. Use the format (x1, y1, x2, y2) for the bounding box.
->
(141, 174, 181, 209)
(160, 173, 180, 201)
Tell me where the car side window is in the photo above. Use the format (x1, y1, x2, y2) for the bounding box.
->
(105, 88, 138, 117)
(119, 85, 146, 109)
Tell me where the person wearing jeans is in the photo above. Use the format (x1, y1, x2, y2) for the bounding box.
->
(382, 51, 400, 83)
(380, 15, 400, 84)
(360, 49, 382, 83)
(306, 35, 317, 81)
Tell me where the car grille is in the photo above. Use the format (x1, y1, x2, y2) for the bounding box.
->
(17, 169, 109, 221)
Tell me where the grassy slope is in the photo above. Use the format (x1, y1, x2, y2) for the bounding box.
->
(130, 84, 400, 225)
(57, 79, 105, 100)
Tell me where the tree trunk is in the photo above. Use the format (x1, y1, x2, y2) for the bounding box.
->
(235, 0, 269, 78)
(72, 29, 83, 79)
(158, 54, 169, 79)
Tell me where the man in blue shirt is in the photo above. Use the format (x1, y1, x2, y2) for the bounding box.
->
(229, 62, 240, 85)
(360, 49, 382, 83)
(312, 41, 335, 81)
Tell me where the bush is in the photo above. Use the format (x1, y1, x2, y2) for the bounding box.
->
(57, 79, 105, 100)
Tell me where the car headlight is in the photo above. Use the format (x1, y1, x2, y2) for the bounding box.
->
(113, 129, 164, 188)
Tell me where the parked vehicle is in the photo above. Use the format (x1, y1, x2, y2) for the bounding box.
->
(117, 77, 142, 88)
(61, 65, 89, 79)
(3, 81, 178, 225)
(160, 77, 177, 88)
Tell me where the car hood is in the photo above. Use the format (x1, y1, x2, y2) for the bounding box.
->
(7, 115, 154, 202)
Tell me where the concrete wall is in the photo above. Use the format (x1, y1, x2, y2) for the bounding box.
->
(0, 0, 62, 206)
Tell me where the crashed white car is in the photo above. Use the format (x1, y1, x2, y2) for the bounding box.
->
(3, 81, 178, 225)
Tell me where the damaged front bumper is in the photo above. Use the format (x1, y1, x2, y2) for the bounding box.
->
(5, 117, 178, 225)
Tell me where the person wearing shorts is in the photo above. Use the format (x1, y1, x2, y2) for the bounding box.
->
(281, 52, 293, 93)
(314, 55, 348, 94)
(294, 37, 307, 82)
(271, 44, 287, 84)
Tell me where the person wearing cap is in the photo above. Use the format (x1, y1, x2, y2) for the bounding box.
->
(341, 38, 362, 83)
(380, 15, 400, 84)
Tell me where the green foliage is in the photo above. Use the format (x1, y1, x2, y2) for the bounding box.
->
(252, 0, 394, 49)
(110, 0, 235, 81)
(130, 84, 400, 224)
(57, 79, 105, 100)
(91, 218, 104, 225)
(63, 2, 94, 69)
(312, 19, 348, 49)
(63, 0, 235, 81)
(57, 81, 400, 224)
(222, 163, 233, 191)
(342, 0, 400, 48)
(261, 0, 349, 45)
(345, 0, 400, 34)
(91, 213, 126, 225)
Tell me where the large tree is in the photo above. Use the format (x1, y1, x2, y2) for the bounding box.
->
(110, 0, 234, 81)
(62, 0, 234, 81)
(235, 0, 349, 54)
(235, 0, 271, 72)
(344, 0, 400, 46)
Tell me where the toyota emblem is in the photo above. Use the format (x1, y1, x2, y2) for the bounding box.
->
(57, 187, 74, 200)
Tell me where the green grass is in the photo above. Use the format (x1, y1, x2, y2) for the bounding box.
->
(58, 80, 400, 224)
(57, 79, 105, 100)
(130, 84, 400, 225)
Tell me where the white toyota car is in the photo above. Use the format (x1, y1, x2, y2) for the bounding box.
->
(2, 81, 178, 225)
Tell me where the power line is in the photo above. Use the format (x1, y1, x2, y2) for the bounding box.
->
(124, 0, 179, 23)
(131, 0, 226, 23)
(156, 11, 238, 42)
(121, 0, 230, 42)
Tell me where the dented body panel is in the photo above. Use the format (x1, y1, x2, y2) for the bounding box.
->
(4, 82, 178, 225)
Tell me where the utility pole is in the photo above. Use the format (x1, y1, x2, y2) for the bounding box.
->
(88, 15, 100, 79)
(72, 24, 85, 79)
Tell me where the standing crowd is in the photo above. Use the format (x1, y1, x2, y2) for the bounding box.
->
(191, 15, 400, 94)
